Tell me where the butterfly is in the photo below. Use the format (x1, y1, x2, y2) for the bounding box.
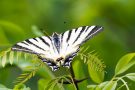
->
(11, 25, 103, 71)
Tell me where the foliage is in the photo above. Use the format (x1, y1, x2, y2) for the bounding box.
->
(0, 46, 106, 90)
(0, 0, 135, 90)
(0, 23, 135, 90)
(79, 47, 105, 83)
(87, 53, 135, 90)
(0, 46, 135, 90)
(0, 83, 30, 90)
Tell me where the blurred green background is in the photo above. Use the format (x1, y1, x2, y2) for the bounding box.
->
(0, 0, 135, 90)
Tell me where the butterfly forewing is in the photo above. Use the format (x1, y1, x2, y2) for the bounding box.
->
(12, 25, 103, 71)
(12, 36, 50, 54)
(60, 26, 103, 57)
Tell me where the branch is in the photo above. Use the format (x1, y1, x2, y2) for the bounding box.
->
(58, 77, 88, 84)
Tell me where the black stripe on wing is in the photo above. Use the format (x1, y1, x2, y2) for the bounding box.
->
(25, 39, 45, 51)
(11, 36, 52, 55)
(33, 38, 38, 41)
(73, 26, 86, 43)
(66, 30, 72, 42)
(21, 42, 29, 46)
(12, 44, 36, 54)
(85, 26, 103, 41)
(72, 26, 103, 45)
(38, 37, 50, 47)
(60, 32, 64, 46)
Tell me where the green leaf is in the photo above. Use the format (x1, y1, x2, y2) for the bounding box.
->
(0, 84, 12, 90)
(14, 70, 37, 84)
(31, 25, 44, 36)
(2, 54, 7, 67)
(115, 53, 135, 75)
(0, 87, 12, 90)
(0, 21, 25, 43)
(95, 81, 109, 90)
(87, 85, 97, 89)
(72, 59, 85, 79)
(13, 84, 31, 90)
(0, 28, 10, 46)
(103, 81, 117, 90)
(16, 52, 22, 62)
(88, 61, 104, 83)
(125, 73, 135, 81)
(38, 79, 50, 90)
(0, 84, 6, 88)
(87, 82, 110, 90)
(82, 52, 105, 84)
(38, 78, 64, 90)
(9, 51, 14, 65)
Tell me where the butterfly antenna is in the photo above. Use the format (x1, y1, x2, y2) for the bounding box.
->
(43, 30, 50, 36)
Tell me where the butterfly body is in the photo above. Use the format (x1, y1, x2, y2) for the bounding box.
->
(12, 25, 103, 71)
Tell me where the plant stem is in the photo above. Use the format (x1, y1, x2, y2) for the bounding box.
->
(70, 64, 79, 90)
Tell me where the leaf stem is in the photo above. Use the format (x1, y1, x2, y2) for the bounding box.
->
(119, 78, 129, 90)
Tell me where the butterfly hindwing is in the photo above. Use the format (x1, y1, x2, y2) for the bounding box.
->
(38, 56, 59, 71)
(62, 51, 78, 68)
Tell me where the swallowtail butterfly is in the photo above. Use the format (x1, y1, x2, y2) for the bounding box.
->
(12, 26, 103, 71)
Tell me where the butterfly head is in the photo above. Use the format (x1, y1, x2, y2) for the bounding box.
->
(56, 57, 64, 62)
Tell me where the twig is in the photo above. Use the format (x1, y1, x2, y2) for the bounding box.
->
(59, 77, 88, 84)
(70, 64, 79, 90)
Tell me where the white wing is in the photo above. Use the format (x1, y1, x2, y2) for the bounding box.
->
(12, 36, 55, 58)
(60, 25, 103, 57)
(12, 36, 61, 71)
(12, 25, 103, 71)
